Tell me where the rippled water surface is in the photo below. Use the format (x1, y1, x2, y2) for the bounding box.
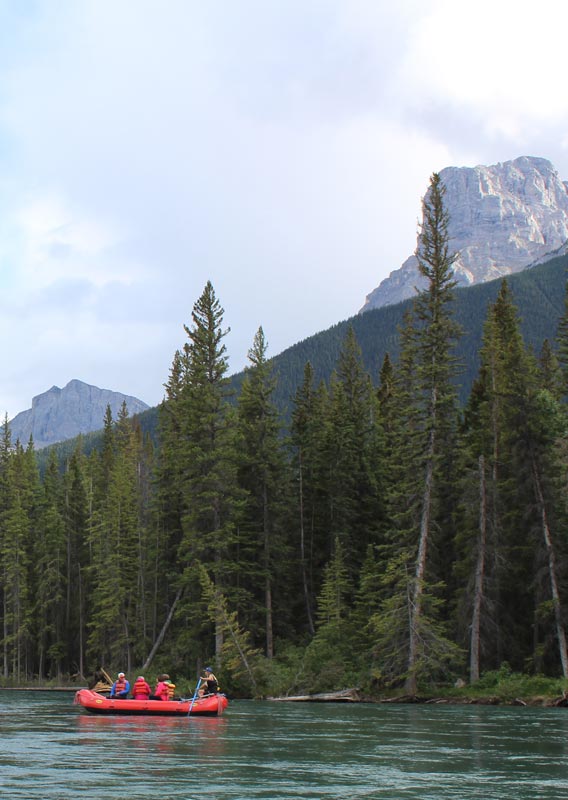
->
(1, 690, 568, 799)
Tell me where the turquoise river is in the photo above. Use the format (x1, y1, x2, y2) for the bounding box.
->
(1, 689, 568, 799)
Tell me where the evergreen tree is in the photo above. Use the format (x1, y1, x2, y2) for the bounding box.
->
(322, 327, 385, 576)
(63, 446, 89, 675)
(199, 564, 260, 695)
(377, 174, 462, 694)
(302, 537, 355, 691)
(35, 450, 67, 680)
(539, 339, 562, 399)
(0, 434, 42, 680)
(457, 280, 568, 678)
(290, 364, 330, 637)
(237, 326, 288, 658)
(0, 415, 12, 678)
(176, 281, 241, 660)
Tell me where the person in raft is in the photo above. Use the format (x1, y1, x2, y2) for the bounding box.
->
(152, 673, 173, 701)
(109, 672, 130, 698)
(131, 675, 151, 700)
(199, 667, 219, 695)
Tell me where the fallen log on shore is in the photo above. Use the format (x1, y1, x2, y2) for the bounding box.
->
(379, 694, 422, 703)
(268, 688, 360, 702)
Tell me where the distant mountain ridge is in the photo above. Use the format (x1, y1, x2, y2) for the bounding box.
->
(361, 156, 568, 311)
(9, 379, 149, 449)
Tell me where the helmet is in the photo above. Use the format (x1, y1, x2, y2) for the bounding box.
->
(118, 672, 125, 678)
(205, 667, 212, 673)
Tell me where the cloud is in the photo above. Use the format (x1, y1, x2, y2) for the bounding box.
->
(1, 0, 568, 419)
(396, 0, 568, 146)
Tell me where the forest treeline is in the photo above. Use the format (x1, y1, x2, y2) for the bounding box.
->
(3, 175, 568, 697)
(37, 245, 567, 473)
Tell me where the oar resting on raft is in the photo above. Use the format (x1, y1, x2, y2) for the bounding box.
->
(188, 678, 202, 715)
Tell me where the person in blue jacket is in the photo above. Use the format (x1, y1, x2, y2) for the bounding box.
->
(110, 672, 130, 698)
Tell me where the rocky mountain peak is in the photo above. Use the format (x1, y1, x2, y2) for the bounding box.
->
(9, 379, 150, 449)
(360, 156, 568, 312)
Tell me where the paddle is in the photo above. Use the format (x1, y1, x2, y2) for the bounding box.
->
(188, 678, 202, 715)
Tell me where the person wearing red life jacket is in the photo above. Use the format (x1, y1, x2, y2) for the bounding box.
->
(132, 675, 151, 700)
(109, 672, 130, 698)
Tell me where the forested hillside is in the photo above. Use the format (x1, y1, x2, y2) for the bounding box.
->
(37, 249, 566, 474)
(3, 182, 568, 698)
(262, 250, 568, 414)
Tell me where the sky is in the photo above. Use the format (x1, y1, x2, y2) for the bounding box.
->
(2, 0, 568, 419)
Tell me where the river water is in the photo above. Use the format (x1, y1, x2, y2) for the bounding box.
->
(1, 690, 567, 799)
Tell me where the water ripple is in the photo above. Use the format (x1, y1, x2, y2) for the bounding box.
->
(1, 691, 568, 799)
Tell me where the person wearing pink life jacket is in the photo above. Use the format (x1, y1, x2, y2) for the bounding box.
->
(109, 672, 130, 698)
(132, 675, 151, 700)
(152, 673, 171, 701)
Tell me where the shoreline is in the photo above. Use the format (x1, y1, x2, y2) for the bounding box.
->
(2, 686, 568, 707)
(267, 687, 568, 707)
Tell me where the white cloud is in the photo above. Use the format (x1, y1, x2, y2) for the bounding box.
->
(400, 0, 568, 126)
(1, 0, 568, 419)
(12, 195, 126, 288)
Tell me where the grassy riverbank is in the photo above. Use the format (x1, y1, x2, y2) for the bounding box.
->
(3, 666, 568, 707)
(370, 667, 568, 707)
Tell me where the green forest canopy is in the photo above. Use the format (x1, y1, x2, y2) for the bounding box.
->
(4, 241, 568, 698)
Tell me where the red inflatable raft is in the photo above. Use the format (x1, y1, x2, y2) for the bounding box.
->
(74, 688, 228, 717)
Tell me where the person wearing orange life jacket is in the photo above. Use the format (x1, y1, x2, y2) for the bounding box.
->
(132, 675, 151, 700)
(110, 672, 130, 698)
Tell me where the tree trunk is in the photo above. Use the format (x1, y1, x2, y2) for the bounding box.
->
(4, 589, 8, 678)
(489, 352, 503, 666)
(78, 564, 84, 679)
(264, 483, 274, 659)
(141, 587, 183, 672)
(406, 398, 436, 696)
(213, 505, 224, 659)
(298, 450, 315, 636)
(470, 455, 487, 683)
(531, 456, 568, 678)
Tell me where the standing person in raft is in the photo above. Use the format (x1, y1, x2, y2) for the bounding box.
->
(109, 672, 130, 698)
(200, 667, 219, 695)
(131, 675, 151, 700)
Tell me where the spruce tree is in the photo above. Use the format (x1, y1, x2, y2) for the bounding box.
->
(0, 440, 32, 680)
(303, 537, 355, 691)
(290, 364, 331, 637)
(457, 280, 568, 677)
(237, 326, 288, 658)
(176, 281, 241, 660)
(35, 450, 67, 680)
(322, 327, 385, 577)
(384, 174, 462, 694)
(63, 446, 89, 675)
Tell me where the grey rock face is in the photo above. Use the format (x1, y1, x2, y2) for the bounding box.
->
(361, 156, 568, 312)
(9, 379, 149, 449)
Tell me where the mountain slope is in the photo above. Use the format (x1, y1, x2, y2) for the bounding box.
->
(263, 250, 568, 413)
(10, 379, 149, 449)
(361, 156, 568, 311)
